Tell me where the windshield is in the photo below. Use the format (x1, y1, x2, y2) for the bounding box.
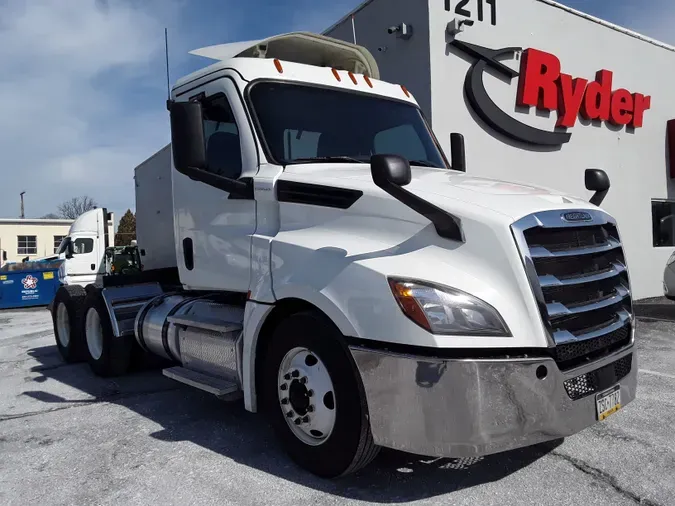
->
(248, 82, 448, 168)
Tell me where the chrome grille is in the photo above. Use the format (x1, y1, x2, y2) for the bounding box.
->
(511, 210, 633, 371)
(563, 354, 633, 400)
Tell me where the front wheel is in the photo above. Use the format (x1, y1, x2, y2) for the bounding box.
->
(262, 311, 380, 478)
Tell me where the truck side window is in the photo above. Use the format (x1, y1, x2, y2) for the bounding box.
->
(202, 95, 242, 180)
(72, 238, 94, 255)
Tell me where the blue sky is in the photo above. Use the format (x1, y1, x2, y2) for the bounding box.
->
(0, 0, 672, 220)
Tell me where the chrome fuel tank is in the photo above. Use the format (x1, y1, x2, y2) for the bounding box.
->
(134, 294, 245, 380)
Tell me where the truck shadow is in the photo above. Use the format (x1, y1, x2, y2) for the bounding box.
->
(24, 344, 561, 503)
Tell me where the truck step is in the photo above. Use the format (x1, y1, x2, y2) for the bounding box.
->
(167, 314, 242, 334)
(163, 366, 242, 401)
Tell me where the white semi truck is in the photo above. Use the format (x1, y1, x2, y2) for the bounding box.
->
(54, 208, 116, 287)
(50, 32, 637, 478)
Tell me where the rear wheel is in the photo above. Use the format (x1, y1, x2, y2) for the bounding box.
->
(51, 285, 87, 362)
(81, 288, 134, 377)
(262, 311, 380, 478)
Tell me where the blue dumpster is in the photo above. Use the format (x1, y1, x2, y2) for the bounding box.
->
(0, 261, 62, 310)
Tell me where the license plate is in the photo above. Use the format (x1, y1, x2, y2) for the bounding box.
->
(596, 385, 621, 421)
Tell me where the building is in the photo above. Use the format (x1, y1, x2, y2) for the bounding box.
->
(0, 218, 73, 265)
(324, 0, 675, 299)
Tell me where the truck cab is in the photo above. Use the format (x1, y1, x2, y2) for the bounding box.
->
(55, 208, 114, 287)
(50, 32, 636, 478)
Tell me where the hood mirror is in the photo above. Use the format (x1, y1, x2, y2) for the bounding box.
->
(371, 154, 412, 187)
(585, 169, 610, 206)
(370, 154, 463, 242)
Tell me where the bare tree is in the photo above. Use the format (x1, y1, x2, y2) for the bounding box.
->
(57, 196, 98, 220)
(40, 213, 60, 219)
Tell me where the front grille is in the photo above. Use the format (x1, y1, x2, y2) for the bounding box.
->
(563, 354, 633, 400)
(512, 210, 633, 370)
(544, 276, 621, 307)
(533, 249, 623, 280)
(524, 225, 611, 252)
(555, 323, 631, 367)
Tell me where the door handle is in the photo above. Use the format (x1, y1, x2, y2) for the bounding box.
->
(183, 238, 194, 271)
(91, 264, 96, 270)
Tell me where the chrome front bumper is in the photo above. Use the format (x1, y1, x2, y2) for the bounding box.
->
(348, 343, 637, 458)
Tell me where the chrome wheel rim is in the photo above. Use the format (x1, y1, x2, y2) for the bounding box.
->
(278, 347, 336, 446)
(56, 303, 70, 348)
(85, 308, 104, 360)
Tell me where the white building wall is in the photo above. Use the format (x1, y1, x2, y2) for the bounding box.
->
(325, 0, 433, 122)
(0, 220, 73, 264)
(329, 0, 675, 299)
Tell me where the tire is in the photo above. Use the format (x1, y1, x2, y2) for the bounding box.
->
(51, 285, 87, 363)
(81, 288, 134, 377)
(262, 311, 380, 478)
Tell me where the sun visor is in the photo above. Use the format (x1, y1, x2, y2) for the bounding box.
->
(189, 32, 380, 79)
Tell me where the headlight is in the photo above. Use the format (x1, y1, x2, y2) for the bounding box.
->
(668, 252, 675, 266)
(388, 278, 511, 336)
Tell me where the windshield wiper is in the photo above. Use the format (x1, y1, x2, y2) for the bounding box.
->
(286, 156, 368, 164)
(408, 160, 440, 168)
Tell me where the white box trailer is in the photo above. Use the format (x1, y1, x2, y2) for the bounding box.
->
(326, 0, 675, 300)
(134, 144, 177, 272)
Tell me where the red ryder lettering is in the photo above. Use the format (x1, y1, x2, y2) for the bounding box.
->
(516, 48, 651, 129)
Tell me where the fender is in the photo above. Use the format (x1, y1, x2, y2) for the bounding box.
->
(242, 286, 359, 412)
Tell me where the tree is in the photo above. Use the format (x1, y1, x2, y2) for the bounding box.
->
(57, 196, 98, 220)
(40, 213, 60, 219)
(115, 209, 136, 246)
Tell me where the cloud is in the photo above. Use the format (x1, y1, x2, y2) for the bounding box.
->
(0, 0, 359, 221)
(0, 0, 178, 219)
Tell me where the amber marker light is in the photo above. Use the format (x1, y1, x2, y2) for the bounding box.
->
(274, 59, 284, 74)
(388, 279, 431, 332)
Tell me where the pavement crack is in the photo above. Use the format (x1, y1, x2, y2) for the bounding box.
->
(0, 404, 78, 422)
(0, 386, 183, 422)
(590, 424, 656, 450)
(551, 451, 662, 506)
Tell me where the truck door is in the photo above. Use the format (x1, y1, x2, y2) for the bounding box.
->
(67, 235, 97, 282)
(172, 77, 258, 292)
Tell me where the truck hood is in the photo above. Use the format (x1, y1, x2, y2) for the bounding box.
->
(281, 164, 595, 221)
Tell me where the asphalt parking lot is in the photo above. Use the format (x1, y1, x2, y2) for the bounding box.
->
(0, 308, 673, 506)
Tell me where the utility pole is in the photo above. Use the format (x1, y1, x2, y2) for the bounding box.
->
(20, 191, 25, 219)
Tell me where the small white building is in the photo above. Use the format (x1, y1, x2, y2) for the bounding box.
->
(325, 0, 675, 299)
(0, 219, 73, 265)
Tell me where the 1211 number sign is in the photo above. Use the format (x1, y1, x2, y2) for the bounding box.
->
(445, 0, 497, 26)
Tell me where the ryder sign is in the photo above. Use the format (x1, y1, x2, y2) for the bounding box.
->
(517, 48, 651, 129)
(449, 39, 652, 147)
